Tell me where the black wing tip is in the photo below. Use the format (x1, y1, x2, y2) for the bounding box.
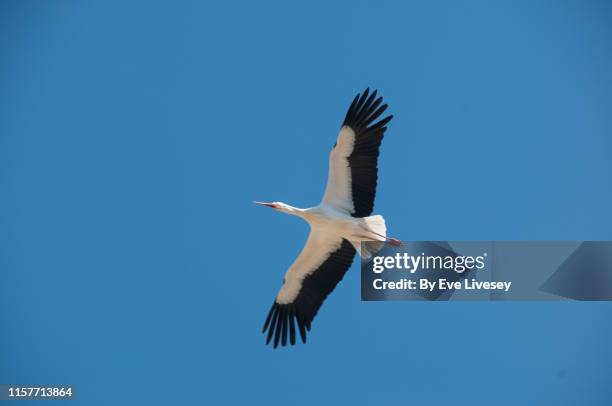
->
(379, 114, 393, 127)
(343, 88, 392, 130)
(263, 302, 308, 349)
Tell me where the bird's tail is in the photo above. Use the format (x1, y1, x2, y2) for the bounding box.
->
(363, 215, 387, 241)
(352, 215, 387, 259)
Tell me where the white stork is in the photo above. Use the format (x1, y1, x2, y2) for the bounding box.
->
(255, 88, 399, 348)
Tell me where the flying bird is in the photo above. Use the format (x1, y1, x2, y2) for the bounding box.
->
(256, 88, 399, 348)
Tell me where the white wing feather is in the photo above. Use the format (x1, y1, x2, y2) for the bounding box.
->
(320, 126, 356, 214)
(276, 228, 344, 304)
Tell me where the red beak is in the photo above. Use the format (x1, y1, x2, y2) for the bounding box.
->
(254, 201, 278, 209)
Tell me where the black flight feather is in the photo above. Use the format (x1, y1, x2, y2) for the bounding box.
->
(340, 88, 393, 217)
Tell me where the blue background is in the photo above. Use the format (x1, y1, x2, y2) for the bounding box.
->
(1, 1, 612, 404)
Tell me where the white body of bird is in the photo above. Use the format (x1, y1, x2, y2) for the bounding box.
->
(273, 203, 387, 254)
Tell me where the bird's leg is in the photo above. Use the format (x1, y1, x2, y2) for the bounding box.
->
(388, 237, 402, 247)
(362, 228, 403, 247)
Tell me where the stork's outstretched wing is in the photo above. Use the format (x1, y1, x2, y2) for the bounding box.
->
(322, 88, 393, 217)
(262, 229, 355, 348)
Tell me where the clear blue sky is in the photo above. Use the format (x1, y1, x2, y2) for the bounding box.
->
(1, 1, 612, 405)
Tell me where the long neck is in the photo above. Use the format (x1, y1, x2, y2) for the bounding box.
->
(281, 204, 309, 220)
